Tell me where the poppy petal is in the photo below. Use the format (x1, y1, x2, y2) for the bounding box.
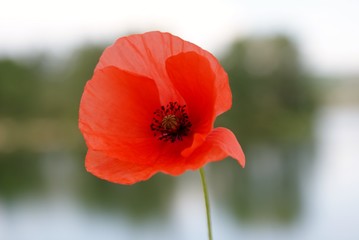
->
(186, 127, 245, 168)
(95, 31, 231, 115)
(85, 150, 156, 184)
(79, 66, 160, 152)
(166, 51, 227, 158)
(156, 127, 245, 177)
(165, 51, 216, 134)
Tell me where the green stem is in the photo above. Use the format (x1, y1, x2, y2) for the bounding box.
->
(199, 168, 213, 240)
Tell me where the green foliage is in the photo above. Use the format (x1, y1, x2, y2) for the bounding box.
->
(79, 172, 175, 220)
(0, 59, 42, 118)
(219, 35, 318, 145)
(212, 35, 318, 223)
(0, 45, 104, 120)
(62, 45, 104, 118)
(0, 151, 44, 201)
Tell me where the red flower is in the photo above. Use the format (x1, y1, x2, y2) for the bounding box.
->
(79, 31, 245, 184)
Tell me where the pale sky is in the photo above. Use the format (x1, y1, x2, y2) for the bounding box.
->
(1, 0, 358, 75)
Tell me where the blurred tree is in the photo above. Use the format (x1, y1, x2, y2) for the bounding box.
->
(213, 35, 318, 224)
(28, 45, 105, 119)
(79, 172, 176, 221)
(0, 58, 43, 118)
(62, 45, 104, 118)
(0, 151, 45, 201)
(219, 35, 317, 144)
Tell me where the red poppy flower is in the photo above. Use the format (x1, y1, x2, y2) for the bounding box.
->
(79, 31, 245, 184)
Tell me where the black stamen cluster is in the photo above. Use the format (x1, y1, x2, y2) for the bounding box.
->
(150, 102, 192, 142)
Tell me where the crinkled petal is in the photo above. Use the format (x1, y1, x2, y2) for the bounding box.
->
(79, 66, 200, 184)
(95, 31, 231, 115)
(85, 150, 157, 185)
(180, 127, 245, 171)
(166, 52, 216, 134)
(192, 127, 245, 168)
(79, 66, 160, 152)
(85, 127, 244, 184)
(86, 136, 198, 184)
(165, 51, 218, 157)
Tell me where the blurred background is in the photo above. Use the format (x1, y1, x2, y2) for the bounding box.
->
(1, 0, 358, 239)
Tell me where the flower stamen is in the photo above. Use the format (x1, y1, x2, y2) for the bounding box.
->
(150, 102, 192, 142)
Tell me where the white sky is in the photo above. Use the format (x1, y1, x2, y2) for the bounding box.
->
(1, 0, 358, 75)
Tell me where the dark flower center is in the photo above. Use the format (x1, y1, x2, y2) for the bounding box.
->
(150, 102, 192, 142)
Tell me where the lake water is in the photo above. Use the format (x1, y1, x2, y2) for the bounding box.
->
(1, 106, 359, 240)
